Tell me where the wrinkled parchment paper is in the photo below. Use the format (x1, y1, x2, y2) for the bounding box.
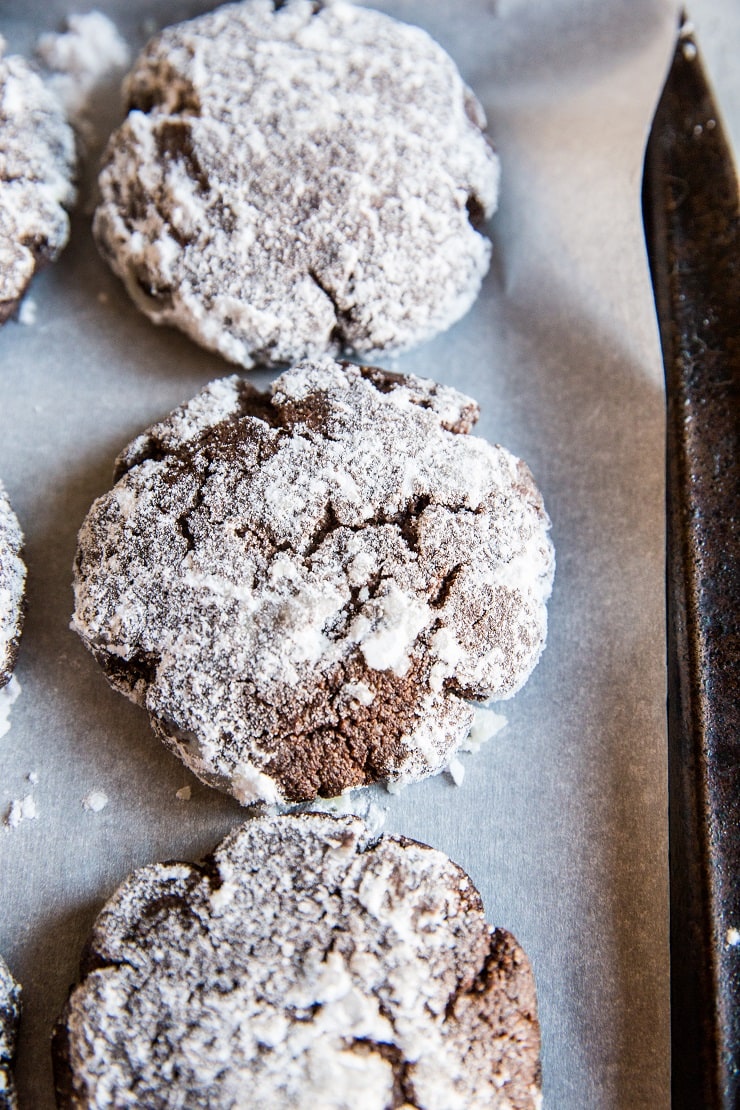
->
(0, 1, 736, 1105)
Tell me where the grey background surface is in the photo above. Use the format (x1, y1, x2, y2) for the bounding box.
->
(0, 0, 734, 1105)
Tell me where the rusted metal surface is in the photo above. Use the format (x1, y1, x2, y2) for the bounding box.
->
(643, 24, 740, 1110)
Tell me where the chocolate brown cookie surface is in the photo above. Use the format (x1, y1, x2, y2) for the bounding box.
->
(0, 484, 26, 690)
(72, 360, 554, 804)
(0, 48, 76, 323)
(53, 813, 542, 1109)
(94, 0, 499, 367)
(0, 957, 20, 1110)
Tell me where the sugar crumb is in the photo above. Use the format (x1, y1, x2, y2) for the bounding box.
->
(446, 758, 465, 786)
(5, 794, 38, 828)
(0, 677, 21, 740)
(461, 707, 507, 752)
(727, 928, 740, 947)
(18, 297, 37, 326)
(82, 789, 109, 813)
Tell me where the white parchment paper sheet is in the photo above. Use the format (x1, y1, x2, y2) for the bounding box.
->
(1, 0, 735, 1105)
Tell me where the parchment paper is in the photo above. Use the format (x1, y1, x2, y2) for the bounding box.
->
(0, 1, 735, 1106)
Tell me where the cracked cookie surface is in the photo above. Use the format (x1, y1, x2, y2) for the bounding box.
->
(93, 0, 499, 367)
(0, 47, 76, 323)
(72, 359, 554, 804)
(0, 484, 26, 689)
(53, 813, 542, 1109)
(0, 956, 21, 1110)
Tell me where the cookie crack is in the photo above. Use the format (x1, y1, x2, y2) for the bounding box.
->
(273, 0, 325, 10)
(356, 365, 479, 435)
(343, 1038, 421, 1110)
(466, 192, 487, 231)
(98, 646, 161, 701)
(78, 953, 135, 977)
(308, 268, 354, 344)
(176, 510, 197, 553)
(126, 80, 202, 118)
(129, 265, 175, 310)
(302, 495, 432, 562)
(358, 364, 409, 395)
(175, 463, 211, 553)
(233, 382, 284, 428)
(429, 564, 462, 609)
(444, 927, 520, 1027)
(156, 119, 210, 192)
(303, 500, 341, 559)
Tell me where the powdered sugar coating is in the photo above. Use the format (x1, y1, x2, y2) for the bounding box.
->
(0, 484, 26, 689)
(0, 956, 21, 1110)
(72, 359, 554, 804)
(53, 814, 541, 1109)
(93, 0, 499, 368)
(0, 46, 76, 322)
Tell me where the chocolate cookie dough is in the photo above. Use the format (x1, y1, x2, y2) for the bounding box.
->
(0, 957, 20, 1110)
(72, 359, 554, 804)
(53, 813, 542, 1109)
(94, 0, 499, 367)
(0, 484, 26, 689)
(0, 46, 76, 323)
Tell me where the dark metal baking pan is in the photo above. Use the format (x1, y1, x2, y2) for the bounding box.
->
(643, 21, 740, 1109)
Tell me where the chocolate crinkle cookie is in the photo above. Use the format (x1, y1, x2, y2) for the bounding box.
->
(93, 0, 499, 367)
(0, 484, 26, 689)
(53, 813, 542, 1109)
(72, 359, 554, 804)
(0, 44, 76, 323)
(0, 957, 21, 1110)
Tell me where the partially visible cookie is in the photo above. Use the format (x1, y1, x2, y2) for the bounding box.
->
(0, 484, 26, 689)
(0, 45, 76, 323)
(0, 957, 21, 1110)
(94, 0, 499, 367)
(72, 359, 554, 804)
(53, 813, 542, 1108)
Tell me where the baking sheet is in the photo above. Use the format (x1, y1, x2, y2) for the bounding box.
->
(0, 0, 732, 1105)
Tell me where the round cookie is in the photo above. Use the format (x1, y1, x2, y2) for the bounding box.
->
(53, 813, 542, 1109)
(0, 956, 21, 1110)
(0, 484, 26, 689)
(72, 359, 554, 804)
(93, 0, 499, 368)
(0, 45, 76, 323)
